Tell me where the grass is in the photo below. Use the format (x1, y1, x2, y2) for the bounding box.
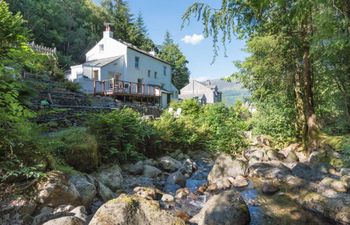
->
(319, 132, 350, 167)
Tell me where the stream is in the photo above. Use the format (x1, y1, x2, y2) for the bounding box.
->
(161, 157, 334, 225)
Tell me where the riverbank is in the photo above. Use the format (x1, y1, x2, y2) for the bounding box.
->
(2, 138, 349, 225)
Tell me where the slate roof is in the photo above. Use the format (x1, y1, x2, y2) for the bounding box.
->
(83, 56, 122, 67)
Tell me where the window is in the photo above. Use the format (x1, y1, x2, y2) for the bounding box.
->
(99, 44, 104, 52)
(154, 71, 157, 79)
(163, 66, 167, 76)
(147, 70, 151, 78)
(135, 56, 140, 69)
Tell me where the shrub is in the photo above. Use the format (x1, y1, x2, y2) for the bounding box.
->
(48, 127, 98, 172)
(153, 99, 248, 154)
(88, 108, 150, 163)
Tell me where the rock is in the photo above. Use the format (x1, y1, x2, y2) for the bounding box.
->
(179, 159, 197, 177)
(143, 159, 159, 167)
(122, 161, 144, 175)
(249, 162, 292, 181)
(206, 183, 218, 192)
(266, 149, 280, 161)
(262, 181, 280, 195)
(285, 151, 299, 163)
(175, 188, 190, 199)
(318, 177, 348, 194)
(308, 151, 327, 166)
(159, 156, 182, 172)
(189, 190, 250, 225)
(341, 175, 350, 189)
(244, 147, 265, 161)
(69, 174, 96, 206)
(340, 168, 350, 176)
(96, 181, 116, 202)
(299, 192, 350, 225)
(215, 177, 232, 190)
(33, 205, 87, 225)
(229, 175, 249, 188)
(208, 153, 247, 184)
(291, 163, 314, 179)
(42, 216, 84, 225)
(69, 206, 87, 222)
(285, 175, 305, 190)
(143, 165, 162, 178)
(133, 186, 162, 200)
(88, 195, 185, 225)
(36, 171, 81, 207)
(167, 171, 187, 187)
(161, 194, 175, 202)
(0, 196, 37, 223)
(95, 165, 123, 191)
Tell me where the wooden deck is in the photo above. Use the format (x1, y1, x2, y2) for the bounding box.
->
(93, 79, 161, 98)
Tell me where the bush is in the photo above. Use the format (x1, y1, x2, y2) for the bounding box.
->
(88, 108, 151, 163)
(48, 127, 98, 172)
(152, 99, 248, 154)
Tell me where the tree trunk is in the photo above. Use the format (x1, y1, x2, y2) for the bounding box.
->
(303, 45, 318, 152)
(294, 63, 307, 144)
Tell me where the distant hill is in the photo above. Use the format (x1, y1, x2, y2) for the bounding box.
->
(209, 79, 250, 106)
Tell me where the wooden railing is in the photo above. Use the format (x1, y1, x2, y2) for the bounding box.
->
(93, 79, 161, 97)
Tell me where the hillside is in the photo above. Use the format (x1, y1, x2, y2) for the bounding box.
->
(209, 79, 250, 106)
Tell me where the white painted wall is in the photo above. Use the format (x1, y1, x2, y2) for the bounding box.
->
(100, 58, 125, 80)
(86, 31, 127, 62)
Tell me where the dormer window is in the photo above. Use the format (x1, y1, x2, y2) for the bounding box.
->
(163, 66, 167, 76)
(135, 56, 140, 69)
(99, 44, 104, 52)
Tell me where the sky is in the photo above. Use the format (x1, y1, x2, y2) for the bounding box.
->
(97, 0, 248, 81)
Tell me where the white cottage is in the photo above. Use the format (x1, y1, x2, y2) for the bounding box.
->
(179, 80, 222, 104)
(68, 25, 178, 108)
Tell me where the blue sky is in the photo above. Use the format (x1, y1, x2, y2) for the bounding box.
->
(97, 0, 248, 80)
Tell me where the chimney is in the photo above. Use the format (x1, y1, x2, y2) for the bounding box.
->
(103, 22, 113, 38)
(149, 49, 156, 56)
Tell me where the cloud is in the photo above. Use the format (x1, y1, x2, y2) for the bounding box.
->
(181, 33, 204, 45)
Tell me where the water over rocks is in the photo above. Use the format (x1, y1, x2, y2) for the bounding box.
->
(3, 144, 350, 225)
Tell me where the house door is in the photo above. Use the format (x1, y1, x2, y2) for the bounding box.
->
(137, 78, 143, 94)
(93, 70, 99, 80)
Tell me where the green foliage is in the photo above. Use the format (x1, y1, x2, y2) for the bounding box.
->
(153, 99, 248, 154)
(7, 0, 156, 66)
(158, 32, 190, 90)
(88, 108, 151, 163)
(48, 127, 98, 172)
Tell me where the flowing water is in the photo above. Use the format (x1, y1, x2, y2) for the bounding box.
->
(162, 157, 334, 225)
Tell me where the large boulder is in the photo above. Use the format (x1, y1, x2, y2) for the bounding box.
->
(36, 171, 81, 207)
(88, 195, 185, 225)
(167, 171, 187, 187)
(158, 156, 182, 172)
(69, 174, 96, 206)
(33, 205, 87, 225)
(143, 165, 162, 178)
(179, 158, 197, 177)
(299, 192, 350, 224)
(248, 162, 292, 181)
(122, 161, 144, 175)
(96, 181, 116, 202)
(208, 153, 247, 184)
(317, 177, 348, 194)
(94, 165, 123, 191)
(42, 216, 84, 225)
(190, 190, 250, 225)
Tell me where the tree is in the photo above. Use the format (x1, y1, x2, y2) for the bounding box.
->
(158, 32, 190, 90)
(182, 0, 334, 151)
